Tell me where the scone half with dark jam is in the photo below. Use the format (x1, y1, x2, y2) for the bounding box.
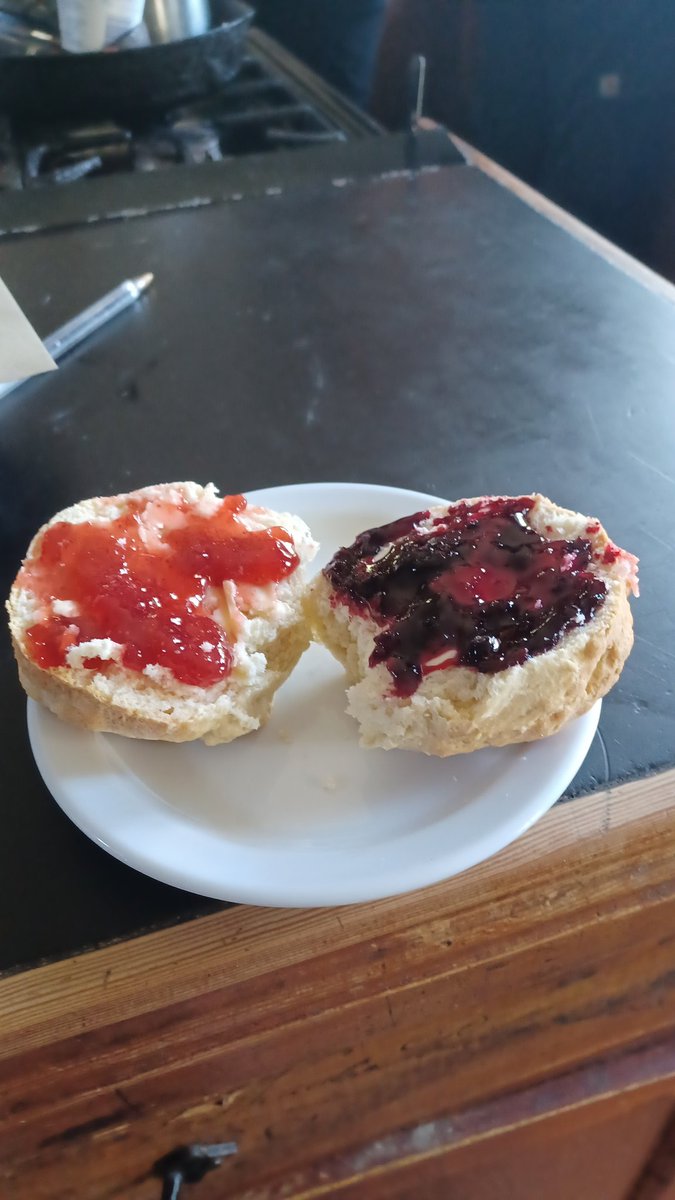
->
(307, 494, 638, 756)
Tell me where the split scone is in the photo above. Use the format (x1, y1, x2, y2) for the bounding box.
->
(307, 494, 638, 756)
(8, 482, 317, 744)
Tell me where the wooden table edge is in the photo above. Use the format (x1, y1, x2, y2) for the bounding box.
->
(2, 765, 675, 1059)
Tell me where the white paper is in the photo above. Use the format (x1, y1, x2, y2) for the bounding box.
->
(0, 275, 56, 384)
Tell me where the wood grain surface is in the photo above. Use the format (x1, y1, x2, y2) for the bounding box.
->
(628, 1105, 675, 1200)
(2, 768, 675, 1198)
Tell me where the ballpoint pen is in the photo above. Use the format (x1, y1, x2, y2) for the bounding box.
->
(0, 272, 154, 402)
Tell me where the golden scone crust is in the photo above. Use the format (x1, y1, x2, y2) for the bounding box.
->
(10, 618, 309, 744)
(306, 494, 637, 756)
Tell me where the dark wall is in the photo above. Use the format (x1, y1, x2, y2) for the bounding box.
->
(372, 0, 675, 276)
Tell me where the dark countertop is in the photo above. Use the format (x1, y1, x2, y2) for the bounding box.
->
(1, 163, 673, 974)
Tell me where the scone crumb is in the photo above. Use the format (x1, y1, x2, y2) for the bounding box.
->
(67, 638, 124, 668)
(52, 599, 79, 618)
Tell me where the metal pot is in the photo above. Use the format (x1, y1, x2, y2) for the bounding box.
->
(144, 0, 211, 42)
(0, 0, 254, 117)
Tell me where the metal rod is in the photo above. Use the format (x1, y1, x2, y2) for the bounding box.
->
(413, 54, 427, 122)
(406, 55, 428, 173)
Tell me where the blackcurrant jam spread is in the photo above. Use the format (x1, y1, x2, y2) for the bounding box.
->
(20, 493, 299, 688)
(325, 496, 607, 697)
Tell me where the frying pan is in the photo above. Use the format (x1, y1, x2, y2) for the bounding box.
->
(0, 0, 254, 118)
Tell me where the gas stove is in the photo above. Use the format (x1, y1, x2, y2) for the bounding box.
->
(2, 34, 361, 190)
(0, 28, 464, 237)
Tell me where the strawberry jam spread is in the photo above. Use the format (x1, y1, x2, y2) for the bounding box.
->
(20, 492, 299, 687)
(324, 496, 607, 697)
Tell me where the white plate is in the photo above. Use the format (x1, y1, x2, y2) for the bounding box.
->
(27, 482, 600, 907)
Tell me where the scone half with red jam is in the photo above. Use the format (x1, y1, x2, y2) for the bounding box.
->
(307, 494, 638, 757)
(8, 482, 317, 744)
